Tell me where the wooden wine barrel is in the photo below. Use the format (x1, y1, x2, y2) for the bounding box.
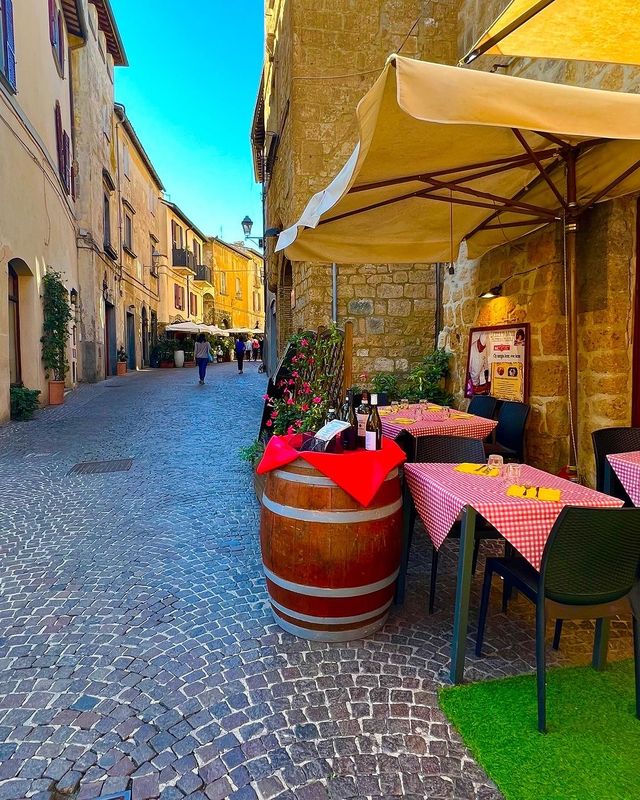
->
(260, 459, 403, 641)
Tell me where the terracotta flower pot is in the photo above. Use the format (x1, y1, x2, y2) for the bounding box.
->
(116, 362, 127, 376)
(159, 360, 174, 368)
(48, 380, 65, 406)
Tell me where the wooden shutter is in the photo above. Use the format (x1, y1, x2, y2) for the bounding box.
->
(48, 0, 56, 44)
(57, 11, 65, 77)
(4, 0, 16, 91)
(62, 131, 71, 194)
(54, 101, 64, 181)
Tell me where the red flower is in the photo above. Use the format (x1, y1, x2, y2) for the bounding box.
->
(313, 396, 322, 404)
(295, 419, 303, 428)
(301, 403, 309, 412)
(262, 393, 271, 401)
(271, 410, 279, 419)
(291, 371, 299, 378)
(265, 419, 272, 427)
(287, 425, 295, 434)
(300, 338, 309, 347)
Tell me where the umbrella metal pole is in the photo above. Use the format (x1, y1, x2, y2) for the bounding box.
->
(566, 150, 579, 470)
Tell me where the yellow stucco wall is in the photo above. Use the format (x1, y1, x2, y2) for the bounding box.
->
(204, 239, 265, 330)
(0, 0, 79, 420)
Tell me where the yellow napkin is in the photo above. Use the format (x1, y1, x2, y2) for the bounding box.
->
(392, 417, 417, 425)
(378, 409, 393, 416)
(455, 463, 500, 477)
(506, 484, 562, 502)
(451, 413, 472, 419)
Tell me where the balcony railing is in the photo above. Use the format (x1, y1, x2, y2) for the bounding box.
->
(172, 248, 195, 269)
(194, 264, 212, 283)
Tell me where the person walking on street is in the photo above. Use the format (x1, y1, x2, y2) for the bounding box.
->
(245, 336, 253, 364)
(235, 336, 246, 374)
(252, 336, 260, 361)
(194, 333, 211, 385)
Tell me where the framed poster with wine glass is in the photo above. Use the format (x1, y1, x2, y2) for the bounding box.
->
(465, 323, 530, 403)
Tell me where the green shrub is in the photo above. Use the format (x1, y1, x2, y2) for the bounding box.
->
(40, 271, 72, 381)
(239, 439, 265, 467)
(10, 386, 41, 421)
(372, 372, 401, 400)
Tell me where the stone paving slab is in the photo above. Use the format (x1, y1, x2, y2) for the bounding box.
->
(0, 364, 633, 800)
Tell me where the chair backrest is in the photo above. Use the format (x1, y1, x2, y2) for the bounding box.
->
(592, 427, 640, 497)
(541, 507, 640, 606)
(495, 401, 530, 456)
(415, 435, 486, 464)
(468, 395, 498, 420)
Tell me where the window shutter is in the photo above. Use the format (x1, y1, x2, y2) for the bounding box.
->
(49, 0, 56, 44)
(57, 11, 65, 77)
(62, 131, 71, 194)
(54, 101, 64, 181)
(5, 0, 16, 91)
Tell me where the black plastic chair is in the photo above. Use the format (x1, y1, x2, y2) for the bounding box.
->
(468, 395, 498, 420)
(592, 427, 640, 502)
(403, 435, 504, 613)
(484, 400, 530, 462)
(476, 506, 640, 733)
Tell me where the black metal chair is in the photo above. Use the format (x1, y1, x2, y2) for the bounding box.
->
(468, 395, 498, 420)
(476, 506, 640, 733)
(402, 435, 504, 613)
(484, 400, 530, 462)
(592, 427, 640, 502)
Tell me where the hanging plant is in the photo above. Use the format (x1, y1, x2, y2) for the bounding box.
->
(40, 270, 72, 382)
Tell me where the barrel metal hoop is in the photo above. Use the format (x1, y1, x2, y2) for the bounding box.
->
(272, 467, 399, 487)
(271, 611, 389, 642)
(263, 565, 399, 597)
(269, 596, 393, 625)
(261, 495, 402, 523)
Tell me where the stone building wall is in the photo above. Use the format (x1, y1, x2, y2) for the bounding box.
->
(261, 0, 462, 376)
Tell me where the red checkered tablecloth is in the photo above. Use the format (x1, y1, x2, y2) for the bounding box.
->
(607, 451, 640, 507)
(380, 404, 497, 441)
(404, 463, 623, 569)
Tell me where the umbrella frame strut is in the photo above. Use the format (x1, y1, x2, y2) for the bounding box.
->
(332, 129, 640, 475)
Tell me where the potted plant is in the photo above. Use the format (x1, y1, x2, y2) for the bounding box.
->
(40, 270, 72, 405)
(183, 338, 195, 367)
(10, 385, 41, 421)
(174, 341, 185, 368)
(157, 338, 175, 368)
(116, 346, 128, 375)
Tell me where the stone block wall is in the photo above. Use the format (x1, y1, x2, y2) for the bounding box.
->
(264, 0, 462, 376)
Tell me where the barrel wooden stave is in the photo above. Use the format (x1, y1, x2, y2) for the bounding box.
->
(259, 459, 402, 641)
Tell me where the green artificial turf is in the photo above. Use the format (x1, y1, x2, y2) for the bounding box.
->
(439, 659, 640, 800)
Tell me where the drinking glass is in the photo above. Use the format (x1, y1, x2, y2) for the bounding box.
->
(487, 454, 503, 470)
(442, 405, 451, 418)
(503, 462, 522, 483)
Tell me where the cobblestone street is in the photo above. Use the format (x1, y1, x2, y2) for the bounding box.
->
(0, 365, 634, 800)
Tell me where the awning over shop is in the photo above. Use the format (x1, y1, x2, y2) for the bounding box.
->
(462, 0, 640, 66)
(227, 327, 264, 335)
(277, 56, 640, 265)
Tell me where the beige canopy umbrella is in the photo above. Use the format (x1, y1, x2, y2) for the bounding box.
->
(462, 0, 640, 66)
(277, 56, 640, 465)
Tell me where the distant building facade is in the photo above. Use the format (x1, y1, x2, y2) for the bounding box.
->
(204, 239, 265, 331)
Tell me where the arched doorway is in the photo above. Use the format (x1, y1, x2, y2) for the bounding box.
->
(141, 306, 149, 366)
(202, 292, 215, 325)
(8, 264, 21, 385)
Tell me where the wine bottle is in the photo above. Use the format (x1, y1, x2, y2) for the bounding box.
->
(365, 393, 382, 451)
(356, 390, 370, 448)
(343, 389, 357, 451)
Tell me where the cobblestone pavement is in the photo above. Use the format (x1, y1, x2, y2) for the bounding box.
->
(0, 364, 633, 800)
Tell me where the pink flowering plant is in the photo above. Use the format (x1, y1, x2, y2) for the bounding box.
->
(263, 327, 343, 435)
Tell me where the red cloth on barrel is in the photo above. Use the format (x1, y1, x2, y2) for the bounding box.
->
(256, 434, 406, 507)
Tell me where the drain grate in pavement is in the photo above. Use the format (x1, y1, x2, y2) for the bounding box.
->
(68, 459, 133, 475)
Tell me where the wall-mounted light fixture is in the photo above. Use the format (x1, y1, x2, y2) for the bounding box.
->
(479, 284, 503, 299)
(69, 288, 78, 306)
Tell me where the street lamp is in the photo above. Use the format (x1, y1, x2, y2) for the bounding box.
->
(241, 216, 253, 236)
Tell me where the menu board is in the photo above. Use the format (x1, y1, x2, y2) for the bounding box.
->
(465, 323, 529, 403)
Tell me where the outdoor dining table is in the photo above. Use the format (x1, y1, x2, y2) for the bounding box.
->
(606, 451, 640, 506)
(402, 462, 624, 683)
(379, 403, 497, 459)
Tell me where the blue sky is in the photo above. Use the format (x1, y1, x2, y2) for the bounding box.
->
(112, 0, 264, 244)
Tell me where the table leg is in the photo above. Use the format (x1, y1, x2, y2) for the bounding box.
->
(603, 462, 613, 496)
(394, 480, 415, 605)
(592, 618, 610, 670)
(450, 506, 477, 684)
